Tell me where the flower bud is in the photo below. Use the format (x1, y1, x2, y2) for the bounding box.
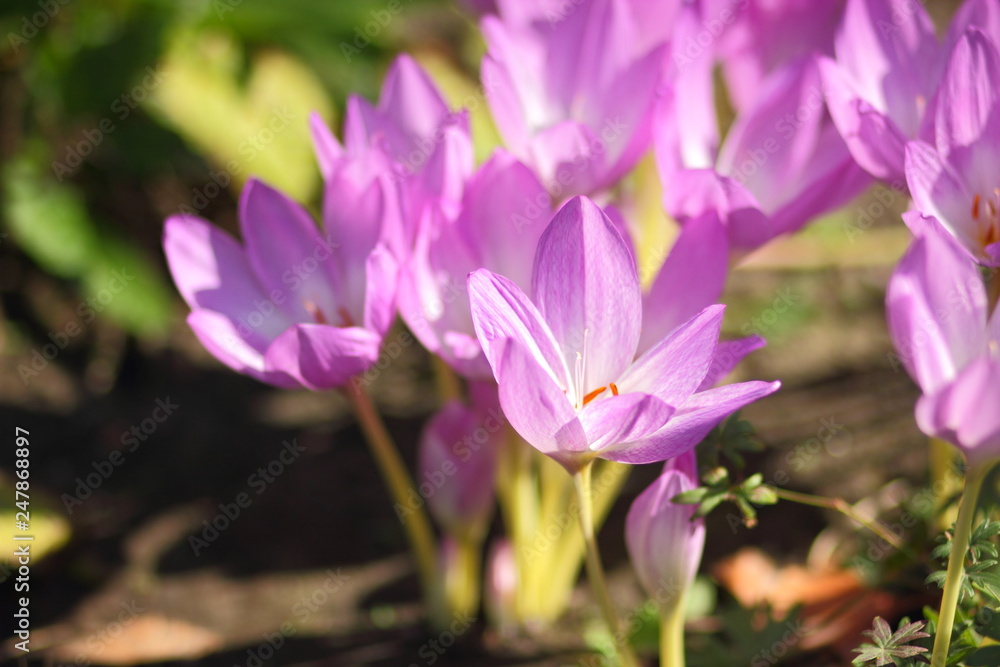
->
(418, 396, 500, 539)
(625, 451, 705, 605)
(485, 538, 518, 633)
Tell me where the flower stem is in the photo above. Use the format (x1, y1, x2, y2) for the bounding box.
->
(344, 380, 438, 606)
(431, 355, 463, 403)
(930, 462, 990, 667)
(443, 535, 482, 620)
(659, 596, 687, 667)
(773, 488, 918, 560)
(573, 462, 639, 667)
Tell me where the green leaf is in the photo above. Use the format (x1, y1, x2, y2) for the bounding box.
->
(2, 151, 171, 337)
(3, 154, 100, 277)
(975, 608, 1000, 640)
(673, 488, 710, 505)
(966, 645, 1000, 666)
(852, 617, 929, 666)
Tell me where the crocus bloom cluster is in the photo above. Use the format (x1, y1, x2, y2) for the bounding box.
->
(468, 196, 779, 472)
(323, 54, 472, 203)
(886, 218, 1000, 465)
(398, 150, 552, 378)
(626, 451, 705, 602)
(905, 28, 1000, 266)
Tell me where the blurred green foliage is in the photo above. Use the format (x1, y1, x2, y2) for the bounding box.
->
(0, 0, 470, 340)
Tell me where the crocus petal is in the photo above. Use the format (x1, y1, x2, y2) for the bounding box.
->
(379, 54, 452, 150)
(239, 179, 342, 325)
(640, 211, 728, 354)
(468, 269, 569, 385)
(615, 380, 781, 463)
(420, 400, 498, 536)
(399, 205, 481, 370)
(264, 323, 382, 390)
(766, 134, 872, 237)
(309, 111, 344, 180)
(481, 16, 545, 151)
(626, 468, 704, 599)
(835, 0, 940, 136)
(457, 150, 551, 292)
(904, 141, 981, 250)
(663, 449, 699, 481)
(819, 58, 909, 182)
(525, 120, 599, 193)
(496, 339, 588, 469)
(583, 393, 676, 458)
(945, 0, 1000, 58)
(187, 310, 297, 389)
(531, 196, 642, 391)
(362, 244, 399, 338)
(415, 113, 474, 207)
(662, 4, 721, 172)
(698, 335, 767, 391)
(662, 169, 773, 250)
(719, 56, 870, 235)
(618, 305, 725, 406)
(582, 44, 663, 188)
(886, 225, 988, 392)
(915, 357, 1000, 465)
(935, 28, 1000, 153)
(163, 214, 293, 343)
(716, 58, 822, 207)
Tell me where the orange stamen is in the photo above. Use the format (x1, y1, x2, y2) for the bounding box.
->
(609, 382, 619, 396)
(304, 300, 329, 325)
(582, 386, 607, 405)
(973, 194, 981, 220)
(337, 307, 355, 328)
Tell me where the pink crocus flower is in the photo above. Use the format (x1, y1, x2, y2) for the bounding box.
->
(467, 196, 779, 472)
(706, 0, 844, 112)
(657, 55, 871, 251)
(820, 0, 943, 184)
(418, 382, 502, 540)
(945, 0, 1000, 59)
(163, 140, 401, 389)
(886, 216, 1000, 465)
(480, 0, 669, 198)
(398, 150, 552, 379)
(631, 208, 767, 386)
(905, 28, 1000, 266)
(311, 55, 474, 241)
(626, 450, 705, 601)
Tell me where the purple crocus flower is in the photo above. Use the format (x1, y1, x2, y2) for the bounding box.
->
(418, 382, 502, 539)
(635, 209, 767, 386)
(886, 217, 1000, 465)
(658, 55, 871, 250)
(398, 150, 551, 379)
(480, 0, 668, 198)
(820, 0, 943, 184)
(626, 450, 705, 601)
(163, 146, 401, 389)
(467, 196, 779, 472)
(905, 28, 1000, 266)
(311, 55, 473, 241)
(706, 0, 844, 112)
(945, 0, 1000, 58)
